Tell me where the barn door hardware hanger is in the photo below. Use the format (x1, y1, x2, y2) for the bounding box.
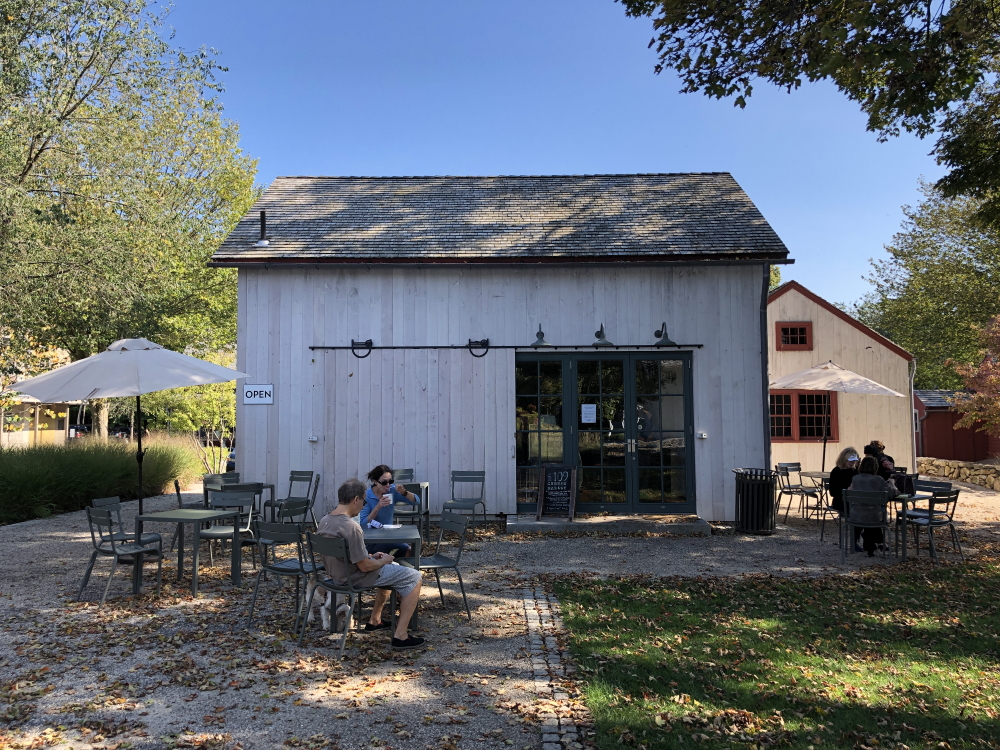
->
(350, 339, 374, 358)
(312, 332, 704, 354)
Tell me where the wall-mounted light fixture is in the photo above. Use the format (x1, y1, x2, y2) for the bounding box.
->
(593, 324, 613, 347)
(531, 325, 551, 347)
(654, 322, 677, 347)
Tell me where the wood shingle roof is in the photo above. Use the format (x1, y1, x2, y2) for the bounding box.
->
(210, 173, 789, 265)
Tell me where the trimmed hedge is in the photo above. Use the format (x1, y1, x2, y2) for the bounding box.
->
(0, 436, 201, 524)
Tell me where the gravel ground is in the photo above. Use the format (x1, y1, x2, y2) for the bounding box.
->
(463, 478, 999, 579)
(2, 478, 997, 750)
(0, 489, 543, 750)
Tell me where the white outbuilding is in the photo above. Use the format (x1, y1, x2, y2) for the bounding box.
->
(211, 173, 791, 522)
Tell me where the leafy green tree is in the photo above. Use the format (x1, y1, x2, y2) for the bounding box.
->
(950, 315, 1000, 435)
(769, 265, 781, 290)
(138, 351, 237, 473)
(0, 1, 258, 433)
(854, 183, 1000, 389)
(618, 0, 1000, 224)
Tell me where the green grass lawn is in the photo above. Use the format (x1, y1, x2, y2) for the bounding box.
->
(553, 549, 1000, 749)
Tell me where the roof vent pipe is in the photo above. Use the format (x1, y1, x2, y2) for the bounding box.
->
(254, 210, 270, 247)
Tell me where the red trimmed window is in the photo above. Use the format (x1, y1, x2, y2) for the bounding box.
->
(776, 321, 813, 351)
(769, 390, 838, 442)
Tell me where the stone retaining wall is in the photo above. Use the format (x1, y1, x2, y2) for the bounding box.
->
(916, 457, 1000, 491)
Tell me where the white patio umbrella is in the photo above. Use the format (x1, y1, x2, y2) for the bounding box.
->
(11, 338, 247, 513)
(769, 360, 905, 471)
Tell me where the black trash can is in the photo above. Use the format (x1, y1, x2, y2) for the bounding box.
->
(732, 468, 779, 535)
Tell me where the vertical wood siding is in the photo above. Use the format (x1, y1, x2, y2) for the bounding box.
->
(768, 289, 915, 471)
(235, 264, 768, 521)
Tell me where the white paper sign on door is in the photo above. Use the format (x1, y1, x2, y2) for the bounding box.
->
(581, 403, 597, 424)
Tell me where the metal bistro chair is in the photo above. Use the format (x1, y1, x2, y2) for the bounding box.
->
(841, 489, 891, 563)
(91, 496, 163, 548)
(78, 507, 163, 605)
(170, 480, 207, 551)
(900, 489, 963, 562)
(305, 474, 322, 528)
(247, 521, 323, 633)
(298, 532, 390, 658)
(817, 477, 843, 546)
(419, 510, 472, 621)
(443, 470, 487, 528)
(391, 469, 427, 538)
(914, 479, 953, 494)
(202, 472, 240, 506)
(203, 483, 263, 569)
(257, 499, 311, 558)
(264, 471, 315, 522)
(775, 463, 821, 523)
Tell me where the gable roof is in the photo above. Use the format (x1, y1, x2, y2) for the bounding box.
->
(914, 390, 959, 409)
(210, 173, 790, 266)
(768, 280, 913, 362)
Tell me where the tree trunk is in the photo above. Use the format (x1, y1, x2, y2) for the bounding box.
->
(94, 399, 109, 439)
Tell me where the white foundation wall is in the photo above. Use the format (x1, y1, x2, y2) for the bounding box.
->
(235, 263, 770, 522)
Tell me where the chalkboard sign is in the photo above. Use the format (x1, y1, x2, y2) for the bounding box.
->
(536, 465, 577, 521)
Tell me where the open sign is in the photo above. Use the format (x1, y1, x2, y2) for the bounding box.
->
(242, 384, 274, 405)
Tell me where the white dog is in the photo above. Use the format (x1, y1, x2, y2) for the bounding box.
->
(304, 578, 352, 632)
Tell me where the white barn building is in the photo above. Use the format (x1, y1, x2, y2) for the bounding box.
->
(768, 281, 916, 472)
(211, 174, 791, 522)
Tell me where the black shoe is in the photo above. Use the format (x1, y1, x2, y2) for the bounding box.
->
(364, 621, 392, 631)
(867, 550, 875, 557)
(391, 635, 425, 649)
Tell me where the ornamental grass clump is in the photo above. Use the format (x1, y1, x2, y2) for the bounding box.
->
(0, 434, 200, 524)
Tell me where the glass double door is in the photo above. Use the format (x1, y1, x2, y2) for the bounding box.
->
(515, 352, 694, 514)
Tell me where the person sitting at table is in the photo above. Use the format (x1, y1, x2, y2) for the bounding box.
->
(863, 440, 895, 481)
(848, 455, 899, 556)
(360, 464, 420, 558)
(316, 478, 424, 648)
(828, 446, 860, 516)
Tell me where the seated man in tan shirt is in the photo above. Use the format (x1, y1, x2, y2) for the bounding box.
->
(316, 478, 424, 649)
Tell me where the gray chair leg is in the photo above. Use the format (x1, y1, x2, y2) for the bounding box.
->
(950, 524, 964, 561)
(101, 557, 119, 606)
(247, 569, 266, 628)
(78, 551, 99, 600)
(298, 581, 318, 646)
(927, 526, 938, 562)
(434, 569, 444, 606)
(455, 568, 471, 621)
(155, 550, 163, 595)
(339, 594, 357, 660)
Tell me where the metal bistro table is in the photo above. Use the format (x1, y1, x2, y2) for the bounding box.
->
(363, 524, 422, 627)
(135, 509, 241, 597)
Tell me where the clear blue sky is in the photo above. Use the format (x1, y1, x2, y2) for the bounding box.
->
(166, 0, 941, 307)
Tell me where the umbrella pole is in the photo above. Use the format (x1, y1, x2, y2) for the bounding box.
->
(820, 389, 830, 472)
(136, 395, 146, 515)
